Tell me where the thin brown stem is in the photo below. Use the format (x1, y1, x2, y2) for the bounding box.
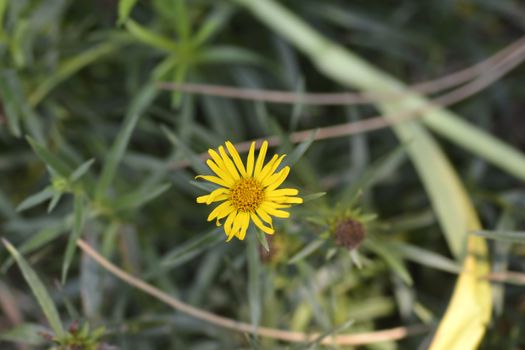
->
(170, 38, 525, 170)
(77, 239, 427, 345)
(158, 36, 525, 105)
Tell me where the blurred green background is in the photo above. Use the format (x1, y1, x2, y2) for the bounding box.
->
(1, 0, 525, 349)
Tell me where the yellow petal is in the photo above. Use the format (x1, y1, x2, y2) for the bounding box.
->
(207, 201, 234, 222)
(208, 149, 225, 168)
(206, 159, 234, 185)
(250, 212, 274, 234)
(218, 146, 241, 181)
(263, 166, 290, 190)
(256, 208, 273, 226)
(229, 211, 245, 241)
(266, 188, 299, 197)
(196, 193, 228, 204)
(256, 154, 278, 182)
(258, 154, 286, 183)
(195, 175, 229, 187)
(205, 188, 229, 205)
(237, 212, 250, 240)
(261, 202, 290, 218)
(224, 211, 237, 239)
(226, 141, 247, 177)
(269, 196, 303, 204)
(253, 140, 268, 178)
(246, 142, 256, 177)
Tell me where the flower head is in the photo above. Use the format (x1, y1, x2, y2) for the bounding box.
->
(196, 140, 303, 241)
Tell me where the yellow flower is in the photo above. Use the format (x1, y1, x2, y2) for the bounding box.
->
(196, 140, 303, 241)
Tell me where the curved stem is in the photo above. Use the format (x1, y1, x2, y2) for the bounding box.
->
(77, 239, 427, 345)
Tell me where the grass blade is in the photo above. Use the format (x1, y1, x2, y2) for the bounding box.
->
(70, 158, 95, 182)
(95, 84, 157, 200)
(473, 230, 525, 244)
(247, 231, 261, 331)
(61, 194, 86, 283)
(16, 187, 54, 212)
(26, 136, 71, 178)
(118, 0, 138, 25)
(2, 239, 64, 338)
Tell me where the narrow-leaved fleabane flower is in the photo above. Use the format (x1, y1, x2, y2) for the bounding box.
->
(196, 140, 303, 241)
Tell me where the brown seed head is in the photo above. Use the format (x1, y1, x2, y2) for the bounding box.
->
(335, 218, 365, 250)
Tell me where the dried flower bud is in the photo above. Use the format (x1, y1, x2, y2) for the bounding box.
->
(334, 218, 365, 250)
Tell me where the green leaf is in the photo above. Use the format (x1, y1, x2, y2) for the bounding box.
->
(26, 136, 72, 178)
(280, 129, 318, 169)
(366, 240, 413, 285)
(247, 232, 261, 330)
(160, 228, 223, 269)
(2, 239, 64, 338)
(70, 158, 95, 182)
(113, 183, 171, 211)
(47, 192, 63, 213)
(197, 45, 265, 65)
(1, 224, 66, 273)
(61, 194, 86, 283)
(473, 230, 525, 244)
(96, 84, 157, 200)
(302, 191, 326, 202)
(254, 229, 269, 252)
(16, 186, 54, 212)
(390, 241, 460, 274)
(0, 70, 22, 137)
(125, 19, 179, 52)
(192, 4, 234, 46)
(174, 0, 190, 41)
(0, 323, 48, 345)
(117, 0, 138, 25)
(29, 42, 121, 106)
(162, 126, 208, 174)
(288, 239, 325, 264)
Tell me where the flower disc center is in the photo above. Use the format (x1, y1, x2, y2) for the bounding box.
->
(230, 178, 264, 212)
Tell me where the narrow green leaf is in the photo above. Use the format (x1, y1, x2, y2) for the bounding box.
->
(125, 19, 179, 52)
(70, 158, 95, 182)
(160, 227, 223, 269)
(254, 229, 269, 252)
(29, 42, 121, 106)
(16, 187, 54, 212)
(197, 45, 265, 65)
(113, 183, 171, 211)
(118, 0, 138, 25)
(302, 192, 326, 202)
(162, 126, 208, 174)
(390, 241, 460, 274)
(0, 70, 22, 137)
(193, 5, 234, 46)
(288, 239, 325, 264)
(0, 323, 48, 345)
(26, 136, 71, 178)
(366, 240, 413, 285)
(1, 224, 66, 273)
(47, 192, 63, 213)
(61, 194, 86, 283)
(280, 129, 318, 169)
(247, 232, 261, 330)
(473, 230, 525, 244)
(2, 239, 64, 337)
(96, 84, 157, 200)
(174, 0, 190, 41)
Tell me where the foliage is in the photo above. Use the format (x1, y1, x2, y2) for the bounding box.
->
(1, 0, 525, 349)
